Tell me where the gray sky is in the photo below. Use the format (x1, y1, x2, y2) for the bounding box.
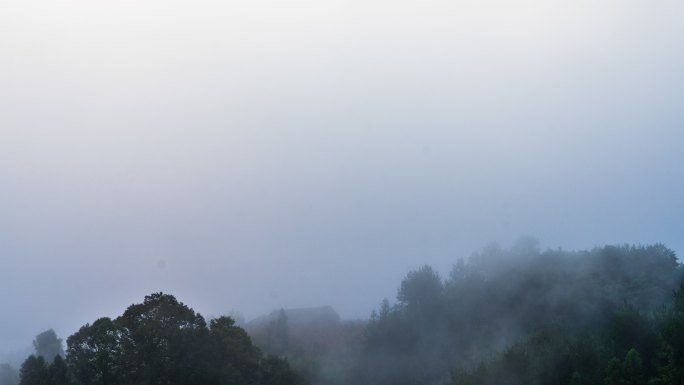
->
(1, 0, 683, 356)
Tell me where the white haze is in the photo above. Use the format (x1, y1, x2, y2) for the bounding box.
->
(1, 0, 683, 353)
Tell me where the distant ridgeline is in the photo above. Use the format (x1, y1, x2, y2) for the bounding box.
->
(354, 243, 684, 385)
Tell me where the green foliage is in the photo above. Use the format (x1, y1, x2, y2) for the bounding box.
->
(19, 354, 71, 385)
(397, 265, 443, 310)
(18, 356, 47, 385)
(14, 243, 684, 385)
(259, 355, 306, 385)
(66, 317, 126, 385)
(605, 357, 623, 385)
(209, 316, 261, 385)
(115, 293, 211, 385)
(448, 278, 684, 385)
(21, 293, 304, 385)
(355, 243, 683, 385)
(603, 349, 646, 385)
(652, 281, 684, 385)
(47, 356, 70, 385)
(622, 349, 645, 385)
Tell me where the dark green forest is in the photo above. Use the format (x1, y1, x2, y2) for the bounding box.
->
(12, 294, 306, 385)
(4, 242, 684, 385)
(355, 242, 684, 385)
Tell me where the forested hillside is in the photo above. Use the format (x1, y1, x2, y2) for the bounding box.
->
(5, 242, 683, 385)
(353, 242, 683, 385)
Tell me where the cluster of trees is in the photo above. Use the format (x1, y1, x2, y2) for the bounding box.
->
(0, 329, 64, 385)
(17, 293, 306, 385)
(6, 241, 684, 385)
(450, 279, 684, 385)
(352, 242, 683, 385)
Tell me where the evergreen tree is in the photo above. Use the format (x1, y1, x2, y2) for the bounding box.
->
(622, 349, 644, 385)
(47, 356, 69, 385)
(18, 356, 47, 385)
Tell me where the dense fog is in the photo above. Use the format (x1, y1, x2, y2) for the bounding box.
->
(1, 1, 684, 384)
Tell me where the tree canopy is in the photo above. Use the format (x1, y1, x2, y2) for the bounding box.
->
(14, 243, 684, 385)
(354, 243, 683, 385)
(19, 293, 306, 385)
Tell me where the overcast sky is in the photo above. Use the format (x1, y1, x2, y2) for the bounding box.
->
(1, 0, 683, 357)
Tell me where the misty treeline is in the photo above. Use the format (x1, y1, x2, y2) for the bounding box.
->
(354, 242, 684, 385)
(252, 242, 684, 385)
(246, 307, 365, 385)
(9, 293, 306, 385)
(3, 242, 684, 385)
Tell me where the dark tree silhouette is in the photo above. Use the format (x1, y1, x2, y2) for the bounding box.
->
(18, 356, 47, 385)
(17, 292, 309, 385)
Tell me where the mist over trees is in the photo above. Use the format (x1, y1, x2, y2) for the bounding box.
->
(32, 330, 64, 363)
(448, 279, 684, 385)
(240, 241, 684, 385)
(351, 242, 683, 385)
(8, 242, 684, 385)
(247, 307, 365, 385)
(0, 364, 18, 385)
